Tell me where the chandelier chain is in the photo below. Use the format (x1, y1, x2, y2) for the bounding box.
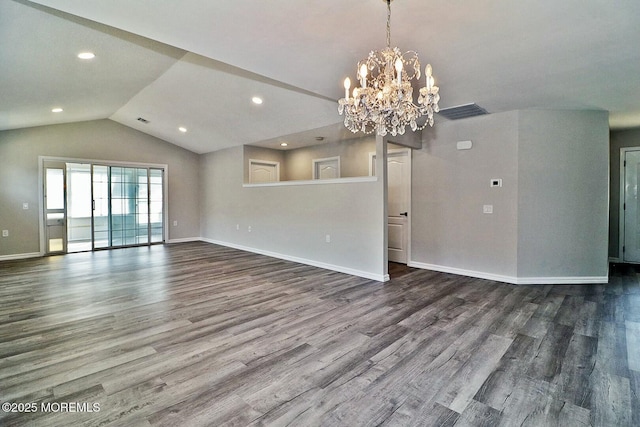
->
(386, 0, 391, 48)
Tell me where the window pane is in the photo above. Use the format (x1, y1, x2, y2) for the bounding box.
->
(46, 168, 64, 209)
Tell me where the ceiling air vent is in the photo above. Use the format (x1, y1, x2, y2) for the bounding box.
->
(438, 103, 488, 120)
(137, 117, 150, 124)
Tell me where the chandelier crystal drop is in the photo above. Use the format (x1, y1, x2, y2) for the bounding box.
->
(338, 0, 440, 136)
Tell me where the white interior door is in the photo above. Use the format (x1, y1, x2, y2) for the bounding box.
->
(624, 150, 640, 262)
(387, 150, 411, 264)
(313, 157, 340, 179)
(249, 159, 279, 183)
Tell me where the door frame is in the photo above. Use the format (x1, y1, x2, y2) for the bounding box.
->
(619, 147, 640, 262)
(370, 148, 412, 265)
(38, 156, 169, 256)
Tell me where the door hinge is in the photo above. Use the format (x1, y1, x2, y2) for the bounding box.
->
(623, 245, 626, 252)
(624, 203, 626, 210)
(624, 160, 627, 167)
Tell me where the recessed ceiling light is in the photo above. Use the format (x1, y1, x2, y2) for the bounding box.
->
(280, 142, 288, 147)
(77, 52, 95, 59)
(51, 108, 63, 113)
(252, 97, 263, 105)
(178, 127, 187, 133)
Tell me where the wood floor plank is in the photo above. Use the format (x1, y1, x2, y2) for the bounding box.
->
(1, 242, 638, 426)
(625, 320, 640, 372)
(436, 334, 513, 413)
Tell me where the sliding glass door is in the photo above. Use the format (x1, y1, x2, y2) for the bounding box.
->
(42, 159, 165, 254)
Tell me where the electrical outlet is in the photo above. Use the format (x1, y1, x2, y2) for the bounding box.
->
(236, 224, 240, 230)
(483, 205, 493, 214)
(248, 226, 252, 233)
(23, 203, 29, 210)
(2, 230, 8, 237)
(325, 234, 331, 243)
(173, 220, 178, 226)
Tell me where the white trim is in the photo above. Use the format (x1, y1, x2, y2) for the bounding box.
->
(516, 276, 608, 285)
(166, 237, 201, 244)
(619, 147, 640, 262)
(369, 148, 410, 177)
(39, 156, 168, 169)
(243, 176, 377, 188)
(409, 261, 608, 285)
(0, 252, 41, 262)
(620, 147, 627, 262)
(368, 151, 376, 177)
(202, 238, 389, 282)
(312, 156, 341, 180)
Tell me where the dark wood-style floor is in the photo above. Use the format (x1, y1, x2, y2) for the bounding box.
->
(0, 242, 638, 426)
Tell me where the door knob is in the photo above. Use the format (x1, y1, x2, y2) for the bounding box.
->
(400, 212, 408, 217)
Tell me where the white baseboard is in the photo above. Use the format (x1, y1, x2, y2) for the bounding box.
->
(202, 238, 389, 282)
(166, 237, 202, 244)
(409, 261, 519, 284)
(515, 276, 608, 285)
(408, 261, 608, 285)
(0, 252, 41, 262)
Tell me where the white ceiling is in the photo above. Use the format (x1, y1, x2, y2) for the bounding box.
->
(3, 0, 640, 153)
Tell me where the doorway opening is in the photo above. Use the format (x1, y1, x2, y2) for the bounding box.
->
(42, 158, 166, 255)
(371, 147, 412, 266)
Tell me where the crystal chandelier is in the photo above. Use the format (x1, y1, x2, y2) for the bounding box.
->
(338, 0, 440, 136)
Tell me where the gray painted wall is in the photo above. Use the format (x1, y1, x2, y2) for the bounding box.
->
(0, 119, 200, 257)
(412, 111, 520, 278)
(412, 110, 609, 282)
(244, 137, 376, 182)
(517, 110, 609, 278)
(200, 144, 387, 279)
(609, 128, 640, 259)
(283, 136, 376, 181)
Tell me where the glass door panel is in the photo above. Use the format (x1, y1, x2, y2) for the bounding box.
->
(92, 165, 110, 249)
(110, 167, 149, 247)
(150, 168, 164, 243)
(44, 162, 67, 254)
(66, 163, 92, 252)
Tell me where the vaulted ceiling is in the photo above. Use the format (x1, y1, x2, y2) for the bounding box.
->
(2, 0, 640, 154)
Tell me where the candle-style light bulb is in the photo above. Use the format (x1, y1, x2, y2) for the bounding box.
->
(426, 64, 433, 90)
(359, 63, 368, 88)
(344, 77, 351, 99)
(395, 58, 403, 86)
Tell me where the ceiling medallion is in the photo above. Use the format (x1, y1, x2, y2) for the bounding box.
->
(338, 0, 440, 136)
